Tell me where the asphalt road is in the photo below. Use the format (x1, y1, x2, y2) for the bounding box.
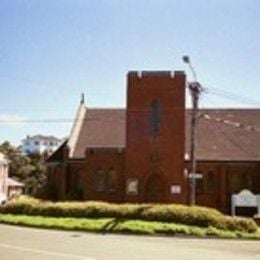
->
(0, 224, 259, 260)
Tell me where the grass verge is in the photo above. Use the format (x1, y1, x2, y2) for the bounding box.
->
(0, 197, 257, 233)
(0, 214, 259, 240)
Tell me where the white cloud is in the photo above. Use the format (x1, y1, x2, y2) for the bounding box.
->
(0, 114, 27, 127)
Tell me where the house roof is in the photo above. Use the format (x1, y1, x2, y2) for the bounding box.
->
(55, 107, 260, 162)
(23, 135, 62, 142)
(7, 178, 24, 187)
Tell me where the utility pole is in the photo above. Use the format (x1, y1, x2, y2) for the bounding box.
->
(183, 56, 202, 206)
(189, 82, 201, 205)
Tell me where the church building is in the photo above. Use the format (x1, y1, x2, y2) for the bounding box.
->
(46, 71, 260, 214)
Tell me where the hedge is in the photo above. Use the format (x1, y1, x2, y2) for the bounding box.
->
(0, 196, 257, 233)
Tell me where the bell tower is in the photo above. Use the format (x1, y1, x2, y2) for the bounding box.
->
(124, 71, 186, 203)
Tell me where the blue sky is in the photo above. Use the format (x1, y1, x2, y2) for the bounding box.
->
(0, 0, 260, 145)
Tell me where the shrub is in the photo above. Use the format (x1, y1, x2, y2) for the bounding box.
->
(0, 197, 257, 233)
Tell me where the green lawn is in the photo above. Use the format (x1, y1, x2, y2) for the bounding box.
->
(0, 213, 259, 240)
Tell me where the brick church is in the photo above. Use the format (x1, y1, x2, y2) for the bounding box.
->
(46, 71, 260, 214)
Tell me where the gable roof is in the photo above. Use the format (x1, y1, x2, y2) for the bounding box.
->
(56, 107, 260, 162)
(72, 109, 126, 158)
(46, 140, 68, 163)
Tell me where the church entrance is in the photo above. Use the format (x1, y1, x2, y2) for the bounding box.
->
(144, 174, 166, 203)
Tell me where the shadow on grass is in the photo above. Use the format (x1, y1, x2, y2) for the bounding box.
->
(99, 205, 153, 234)
(100, 218, 126, 234)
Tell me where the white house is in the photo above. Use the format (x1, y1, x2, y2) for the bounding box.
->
(21, 135, 62, 155)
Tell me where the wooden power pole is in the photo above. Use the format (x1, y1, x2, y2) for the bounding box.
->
(189, 82, 201, 205)
(183, 56, 202, 206)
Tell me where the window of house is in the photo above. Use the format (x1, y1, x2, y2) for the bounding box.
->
(107, 168, 117, 192)
(229, 171, 252, 193)
(34, 141, 39, 145)
(193, 170, 204, 193)
(196, 177, 203, 193)
(76, 170, 84, 190)
(150, 99, 161, 135)
(195, 171, 215, 193)
(94, 169, 106, 192)
(206, 171, 215, 192)
(69, 170, 84, 199)
(65, 170, 71, 194)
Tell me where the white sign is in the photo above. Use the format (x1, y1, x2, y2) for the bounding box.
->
(231, 189, 260, 216)
(126, 179, 138, 195)
(233, 190, 257, 207)
(171, 185, 181, 194)
(188, 173, 203, 179)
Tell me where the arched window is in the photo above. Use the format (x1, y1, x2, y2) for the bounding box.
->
(195, 171, 203, 193)
(94, 168, 106, 192)
(107, 168, 117, 192)
(207, 171, 215, 192)
(76, 170, 84, 190)
(150, 99, 160, 135)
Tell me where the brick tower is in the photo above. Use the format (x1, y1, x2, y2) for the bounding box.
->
(124, 71, 186, 203)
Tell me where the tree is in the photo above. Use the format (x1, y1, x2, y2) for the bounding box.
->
(0, 141, 46, 195)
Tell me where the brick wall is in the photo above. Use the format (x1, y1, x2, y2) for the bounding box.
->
(125, 71, 186, 203)
(84, 148, 124, 203)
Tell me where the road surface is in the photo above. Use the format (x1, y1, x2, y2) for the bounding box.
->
(0, 224, 259, 260)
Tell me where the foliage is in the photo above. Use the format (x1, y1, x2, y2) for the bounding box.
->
(0, 141, 46, 195)
(0, 197, 258, 233)
(0, 214, 259, 239)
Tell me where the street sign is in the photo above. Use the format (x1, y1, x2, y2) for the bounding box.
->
(188, 173, 203, 179)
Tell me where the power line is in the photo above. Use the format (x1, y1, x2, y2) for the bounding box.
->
(1, 73, 259, 110)
(0, 107, 259, 135)
(204, 85, 260, 106)
(0, 75, 58, 87)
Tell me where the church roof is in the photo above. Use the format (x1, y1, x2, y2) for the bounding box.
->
(185, 109, 260, 161)
(59, 107, 260, 161)
(72, 108, 126, 158)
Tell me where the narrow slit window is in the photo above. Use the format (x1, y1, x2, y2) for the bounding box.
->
(150, 100, 161, 135)
(94, 168, 106, 192)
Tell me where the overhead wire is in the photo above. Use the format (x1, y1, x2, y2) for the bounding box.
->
(203, 85, 260, 106)
(0, 74, 259, 133)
